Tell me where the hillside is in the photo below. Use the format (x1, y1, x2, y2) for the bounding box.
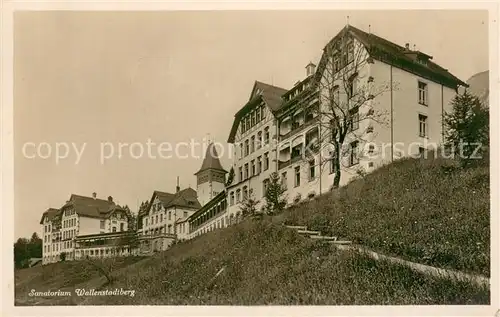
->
(15, 155, 490, 305)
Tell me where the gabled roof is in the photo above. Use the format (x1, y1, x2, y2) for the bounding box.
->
(62, 194, 126, 220)
(227, 81, 288, 143)
(195, 143, 227, 175)
(145, 188, 201, 214)
(39, 208, 60, 224)
(315, 25, 467, 90)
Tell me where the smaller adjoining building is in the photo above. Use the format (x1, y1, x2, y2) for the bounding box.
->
(40, 192, 133, 265)
(137, 185, 201, 254)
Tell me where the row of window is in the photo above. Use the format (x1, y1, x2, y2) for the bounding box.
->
(44, 224, 51, 232)
(144, 224, 173, 235)
(77, 247, 129, 257)
(193, 212, 242, 237)
(240, 127, 270, 158)
(238, 152, 270, 183)
(63, 218, 76, 229)
(64, 208, 76, 217)
(240, 105, 266, 134)
(143, 211, 189, 227)
(44, 240, 75, 253)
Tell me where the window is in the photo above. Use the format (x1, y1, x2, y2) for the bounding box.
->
(168, 225, 172, 234)
(112, 227, 117, 232)
(160, 214, 163, 222)
(264, 152, 269, 170)
(419, 114, 428, 137)
(120, 223, 125, 232)
(263, 179, 270, 196)
(239, 167, 243, 182)
(251, 160, 256, 176)
(155, 215, 158, 224)
(244, 163, 249, 179)
(239, 143, 244, 158)
(257, 156, 262, 174)
(257, 131, 262, 150)
(251, 111, 256, 126)
(245, 139, 249, 156)
(347, 41, 354, 63)
(256, 107, 261, 122)
(368, 144, 375, 155)
(349, 107, 359, 131)
(294, 166, 301, 187)
(184, 211, 188, 217)
(264, 127, 270, 144)
(350, 141, 359, 166)
(168, 211, 172, 220)
(236, 189, 241, 202)
(309, 160, 316, 181)
(281, 172, 288, 189)
(419, 146, 426, 157)
(250, 135, 255, 153)
(145, 218, 148, 226)
(261, 106, 266, 120)
(230, 192, 235, 205)
(333, 54, 340, 73)
(418, 81, 428, 105)
(243, 186, 248, 200)
(100, 220, 105, 229)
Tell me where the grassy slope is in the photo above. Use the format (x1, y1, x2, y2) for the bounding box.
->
(62, 221, 488, 305)
(282, 156, 490, 276)
(15, 257, 146, 305)
(14, 156, 490, 305)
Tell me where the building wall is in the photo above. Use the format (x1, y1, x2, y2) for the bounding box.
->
(78, 216, 101, 236)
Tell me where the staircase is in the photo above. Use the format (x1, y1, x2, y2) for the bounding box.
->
(286, 225, 352, 245)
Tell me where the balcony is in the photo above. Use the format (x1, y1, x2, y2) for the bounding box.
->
(278, 160, 291, 170)
(279, 116, 319, 141)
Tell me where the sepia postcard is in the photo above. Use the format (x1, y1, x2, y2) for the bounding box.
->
(1, 2, 499, 316)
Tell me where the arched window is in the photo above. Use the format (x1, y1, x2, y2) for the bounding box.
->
(230, 191, 235, 205)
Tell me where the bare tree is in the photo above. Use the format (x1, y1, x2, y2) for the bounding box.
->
(298, 31, 394, 189)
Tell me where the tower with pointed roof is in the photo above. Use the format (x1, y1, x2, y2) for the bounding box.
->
(195, 143, 227, 206)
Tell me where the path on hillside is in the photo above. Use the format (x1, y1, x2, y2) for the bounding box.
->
(286, 225, 490, 288)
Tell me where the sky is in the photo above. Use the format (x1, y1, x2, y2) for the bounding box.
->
(14, 10, 489, 239)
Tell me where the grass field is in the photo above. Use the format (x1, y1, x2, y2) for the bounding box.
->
(281, 155, 490, 276)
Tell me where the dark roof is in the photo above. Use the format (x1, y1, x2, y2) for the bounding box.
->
(252, 81, 288, 112)
(63, 194, 126, 219)
(145, 188, 202, 215)
(316, 25, 466, 90)
(227, 81, 288, 143)
(39, 208, 60, 224)
(195, 143, 227, 175)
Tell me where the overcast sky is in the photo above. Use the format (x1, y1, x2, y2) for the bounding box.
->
(14, 10, 488, 238)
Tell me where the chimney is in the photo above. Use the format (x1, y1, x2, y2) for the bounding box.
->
(92, 192, 97, 199)
(108, 196, 113, 203)
(306, 62, 316, 77)
(176, 176, 180, 193)
(405, 43, 410, 50)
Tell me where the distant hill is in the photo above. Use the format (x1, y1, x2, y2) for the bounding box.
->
(463, 70, 489, 107)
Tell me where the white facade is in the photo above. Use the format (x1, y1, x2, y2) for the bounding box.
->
(41, 194, 131, 265)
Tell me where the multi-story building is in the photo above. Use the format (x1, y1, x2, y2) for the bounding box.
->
(187, 24, 468, 236)
(137, 186, 201, 253)
(225, 81, 288, 215)
(273, 25, 466, 200)
(40, 193, 132, 264)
